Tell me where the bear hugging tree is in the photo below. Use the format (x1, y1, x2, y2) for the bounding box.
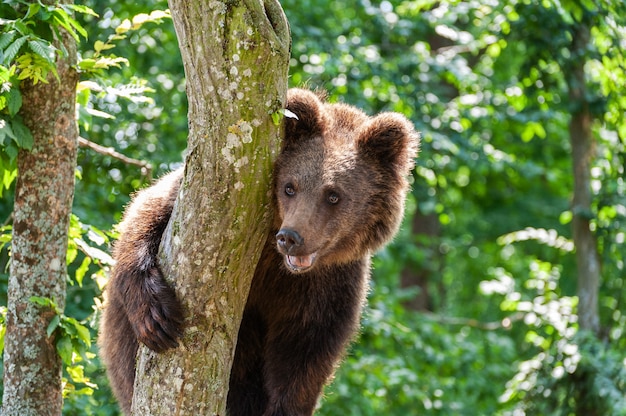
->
(99, 88, 419, 416)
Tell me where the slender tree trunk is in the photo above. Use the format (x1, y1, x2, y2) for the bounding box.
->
(1, 5, 78, 415)
(131, 1, 290, 414)
(400, 211, 440, 311)
(567, 23, 600, 335)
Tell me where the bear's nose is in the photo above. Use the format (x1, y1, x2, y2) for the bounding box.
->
(276, 228, 304, 252)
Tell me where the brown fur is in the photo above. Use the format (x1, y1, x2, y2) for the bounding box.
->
(99, 88, 419, 415)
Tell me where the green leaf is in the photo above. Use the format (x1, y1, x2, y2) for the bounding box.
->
(92, 56, 128, 69)
(1, 167, 16, 192)
(0, 31, 16, 50)
(63, 4, 98, 18)
(93, 40, 105, 53)
(13, 21, 31, 37)
(67, 15, 88, 39)
(0, 316, 5, 356)
(0, 119, 7, 146)
(7, 87, 22, 117)
(28, 39, 55, 65)
(73, 321, 91, 347)
(56, 336, 73, 364)
(10, 118, 33, 150)
(74, 256, 91, 287)
(29, 296, 57, 309)
(77, 58, 95, 70)
(60, 316, 79, 336)
(0, 118, 16, 142)
(0, 65, 13, 83)
(2, 36, 27, 65)
(52, 11, 79, 42)
(47, 314, 60, 337)
(3, 142, 17, 161)
(271, 111, 282, 126)
(73, 387, 95, 396)
(24, 3, 41, 19)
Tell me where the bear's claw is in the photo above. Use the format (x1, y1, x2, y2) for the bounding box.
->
(127, 266, 185, 352)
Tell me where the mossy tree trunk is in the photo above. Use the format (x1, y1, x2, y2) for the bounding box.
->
(1, 4, 79, 415)
(131, 1, 290, 414)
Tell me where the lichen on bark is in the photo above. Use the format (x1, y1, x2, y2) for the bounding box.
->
(131, 0, 290, 414)
(1, 6, 79, 415)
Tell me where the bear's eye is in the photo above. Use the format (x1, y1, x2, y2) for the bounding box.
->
(285, 184, 296, 196)
(327, 192, 340, 205)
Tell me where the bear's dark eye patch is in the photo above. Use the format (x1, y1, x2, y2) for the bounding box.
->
(285, 183, 296, 196)
(327, 191, 340, 205)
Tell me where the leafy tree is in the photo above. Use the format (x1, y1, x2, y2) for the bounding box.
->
(0, 1, 81, 414)
(0, 2, 174, 414)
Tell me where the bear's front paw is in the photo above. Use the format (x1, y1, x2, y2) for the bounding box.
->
(129, 268, 185, 352)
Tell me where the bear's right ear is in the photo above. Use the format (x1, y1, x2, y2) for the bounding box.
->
(357, 112, 420, 176)
(283, 89, 326, 147)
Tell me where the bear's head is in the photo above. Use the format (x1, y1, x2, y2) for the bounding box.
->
(273, 88, 420, 274)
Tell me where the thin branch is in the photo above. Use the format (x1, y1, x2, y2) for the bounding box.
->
(78, 136, 153, 178)
(421, 311, 525, 331)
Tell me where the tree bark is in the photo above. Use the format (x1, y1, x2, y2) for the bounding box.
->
(567, 23, 600, 335)
(1, 5, 79, 415)
(131, 1, 290, 414)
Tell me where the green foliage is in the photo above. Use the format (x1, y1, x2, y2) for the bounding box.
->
(0, 0, 625, 414)
(0, 6, 163, 406)
(483, 259, 626, 415)
(0, 1, 169, 195)
(0, 214, 112, 405)
(320, 264, 518, 415)
(72, 0, 185, 230)
(0, 65, 30, 193)
(0, 1, 94, 194)
(77, 9, 170, 74)
(284, 0, 626, 414)
(26, 296, 97, 398)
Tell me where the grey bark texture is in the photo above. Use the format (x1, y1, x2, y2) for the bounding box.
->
(1, 4, 79, 415)
(131, 0, 290, 414)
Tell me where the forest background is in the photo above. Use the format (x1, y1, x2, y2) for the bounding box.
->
(0, 0, 625, 415)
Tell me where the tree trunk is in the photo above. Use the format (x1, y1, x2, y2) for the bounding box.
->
(131, 1, 290, 414)
(567, 22, 600, 335)
(400, 211, 440, 311)
(1, 6, 79, 416)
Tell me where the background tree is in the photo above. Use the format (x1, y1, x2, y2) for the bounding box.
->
(131, 0, 290, 413)
(0, 1, 80, 414)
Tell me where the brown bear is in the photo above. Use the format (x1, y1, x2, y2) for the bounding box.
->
(99, 88, 419, 416)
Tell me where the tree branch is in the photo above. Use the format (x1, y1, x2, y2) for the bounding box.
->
(421, 312, 525, 331)
(78, 136, 152, 178)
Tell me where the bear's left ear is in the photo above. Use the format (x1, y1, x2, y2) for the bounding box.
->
(283, 88, 327, 149)
(357, 112, 420, 174)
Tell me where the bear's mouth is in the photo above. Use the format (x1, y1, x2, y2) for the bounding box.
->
(284, 252, 317, 273)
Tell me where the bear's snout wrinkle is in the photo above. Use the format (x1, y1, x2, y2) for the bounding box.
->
(276, 228, 304, 253)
